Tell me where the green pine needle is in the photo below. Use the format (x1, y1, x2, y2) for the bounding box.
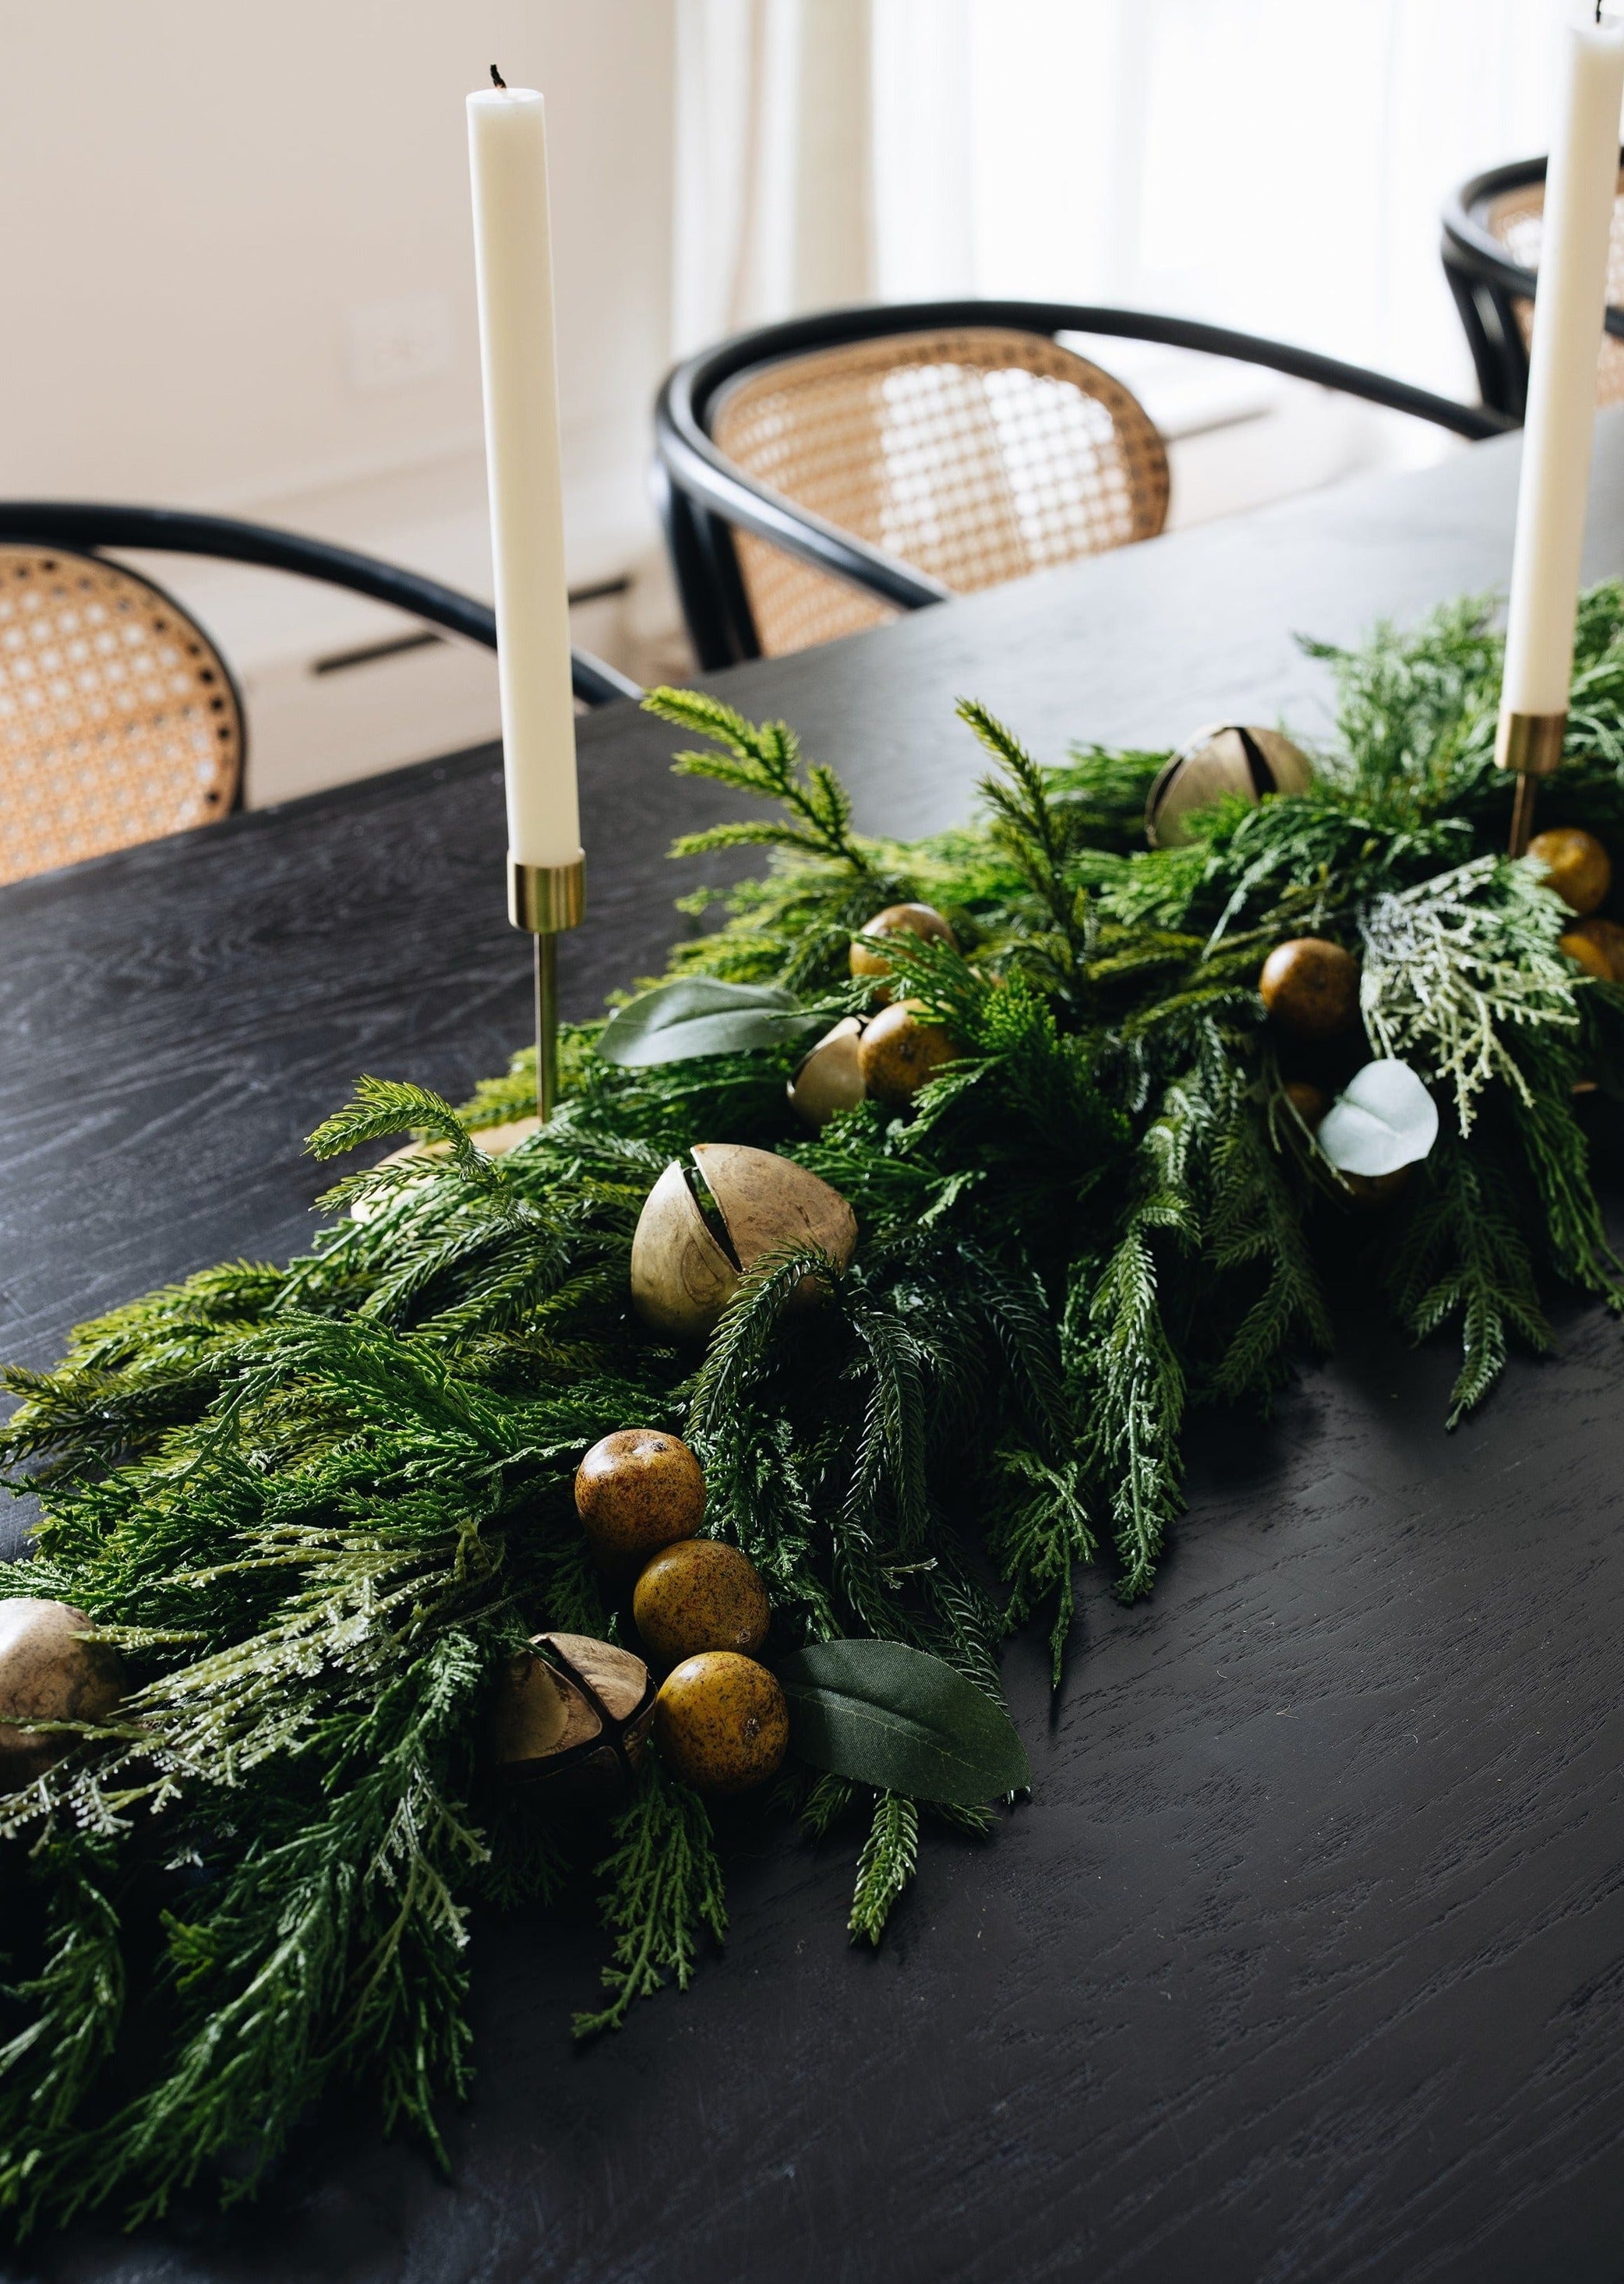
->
(848, 1791, 920, 1945)
(1386, 1126, 1552, 1426)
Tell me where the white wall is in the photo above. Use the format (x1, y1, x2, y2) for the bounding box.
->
(0, 0, 678, 803)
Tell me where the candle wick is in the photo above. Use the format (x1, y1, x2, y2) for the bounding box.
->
(489, 63, 507, 87)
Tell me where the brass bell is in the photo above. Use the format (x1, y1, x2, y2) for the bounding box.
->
(630, 1144, 857, 1342)
(490, 1630, 656, 1807)
(787, 1017, 867, 1130)
(0, 1599, 124, 1783)
(1145, 725, 1312, 849)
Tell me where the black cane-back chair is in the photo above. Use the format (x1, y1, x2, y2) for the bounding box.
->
(651, 299, 1510, 670)
(0, 503, 641, 887)
(1442, 154, 1624, 419)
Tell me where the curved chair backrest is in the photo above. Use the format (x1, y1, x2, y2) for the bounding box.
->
(708, 327, 1170, 657)
(0, 503, 642, 886)
(1443, 154, 1624, 418)
(0, 545, 243, 886)
(655, 298, 1509, 669)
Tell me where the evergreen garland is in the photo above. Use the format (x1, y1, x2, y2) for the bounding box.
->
(5, 585, 1624, 2229)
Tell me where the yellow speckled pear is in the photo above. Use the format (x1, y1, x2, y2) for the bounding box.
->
(653, 1650, 789, 1794)
(1527, 827, 1612, 916)
(575, 1428, 706, 1572)
(857, 998, 958, 1107)
(634, 1539, 771, 1666)
(849, 902, 958, 1003)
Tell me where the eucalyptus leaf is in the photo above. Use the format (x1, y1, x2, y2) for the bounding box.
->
(777, 1639, 1030, 1806)
(596, 977, 824, 1066)
(1317, 1057, 1439, 1177)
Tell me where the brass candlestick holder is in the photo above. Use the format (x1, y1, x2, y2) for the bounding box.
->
(508, 854, 586, 1121)
(1496, 708, 1567, 856)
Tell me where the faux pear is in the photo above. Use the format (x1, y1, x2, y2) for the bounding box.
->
(858, 999, 959, 1105)
(1527, 827, 1611, 916)
(849, 902, 959, 1003)
(1259, 938, 1361, 1041)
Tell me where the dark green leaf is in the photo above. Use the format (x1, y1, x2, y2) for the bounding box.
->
(776, 1640, 1029, 1807)
(596, 978, 821, 1066)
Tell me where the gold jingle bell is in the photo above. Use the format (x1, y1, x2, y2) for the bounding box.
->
(0, 1598, 124, 1783)
(1145, 725, 1312, 849)
(490, 1630, 656, 1807)
(630, 1143, 857, 1342)
(788, 1016, 867, 1130)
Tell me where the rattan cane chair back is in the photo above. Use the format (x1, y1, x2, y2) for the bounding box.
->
(707, 327, 1171, 657)
(1480, 169, 1624, 407)
(0, 546, 242, 885)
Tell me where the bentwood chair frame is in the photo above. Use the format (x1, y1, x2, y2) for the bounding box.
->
(0, 503, 641, 722)
(652, 299, 1513, 672)
(1442, 153, 1624, 419)
(0, 502, 639, 885)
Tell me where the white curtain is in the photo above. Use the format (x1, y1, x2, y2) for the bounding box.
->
(679, 0, 1567, 394)
(673, 0, 875, 351)
(873, 0, 1566, 397)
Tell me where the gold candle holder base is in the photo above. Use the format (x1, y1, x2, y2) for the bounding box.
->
(508, 854, 586, 1121)
(1495, 710, 1567, 857)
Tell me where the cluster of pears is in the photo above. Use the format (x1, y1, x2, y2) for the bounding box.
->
(1527, 827, 1622, 977)
(496, 1430, 789, 1805)
(1252, 934, 1403, 1200)
(789, 902, 962, 1130)
(1254, 825, 1619, 1198)
(579, 1430, 787, 1795)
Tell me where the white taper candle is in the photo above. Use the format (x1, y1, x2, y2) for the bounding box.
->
(468, 79, 581, 870)
(1501, 5, 1624, 722)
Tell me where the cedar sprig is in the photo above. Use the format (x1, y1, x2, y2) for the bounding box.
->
(848, 1790, 920, 1946)
(1357, 856, 1579, 1130)
(644, 684, 883, 881)
(1502, 1033, 1624, 1306)
(308, 1076, 510, 1203)
(574, 1758, 727, 2038)
(987, 1443, 1096, 1681)
(1204, 1083, 1333, 1406)
(1068, 1047, 1216, 1597)
(958, 697, 1086, 962)
(1385, 1124, 1552, 1426)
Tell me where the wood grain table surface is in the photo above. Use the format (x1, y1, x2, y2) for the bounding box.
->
(4, 415, 1624, 2284)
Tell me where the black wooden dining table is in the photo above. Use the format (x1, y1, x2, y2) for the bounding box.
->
(5, 418, 1624, 2284)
